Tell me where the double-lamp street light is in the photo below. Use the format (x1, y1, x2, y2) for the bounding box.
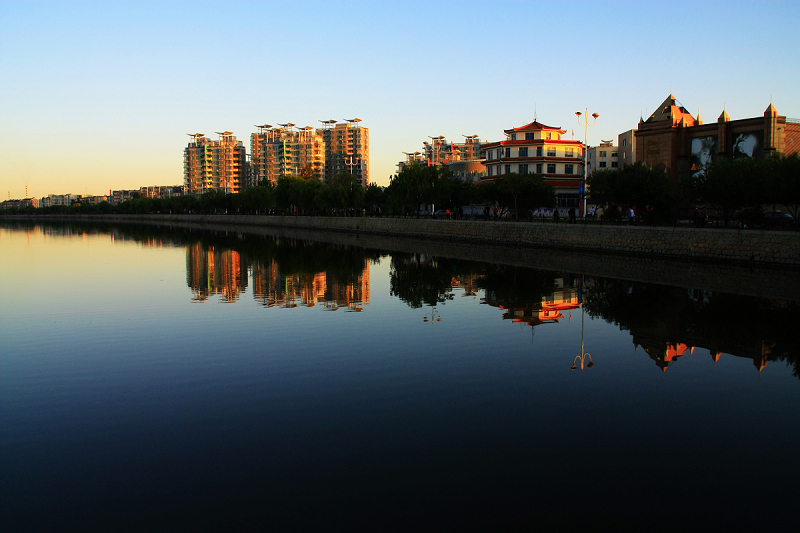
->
(576, 109, 599, 218)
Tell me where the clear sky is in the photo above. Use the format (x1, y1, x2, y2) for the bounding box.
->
(2, 0, 799, 198)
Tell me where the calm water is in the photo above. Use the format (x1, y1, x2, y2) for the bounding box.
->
(1, 222, 799, 531)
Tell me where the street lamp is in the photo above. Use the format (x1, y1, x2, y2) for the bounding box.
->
(576, 110, 599, 219)
(572, 276, 595, 370)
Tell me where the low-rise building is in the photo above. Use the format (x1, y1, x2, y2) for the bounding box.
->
(586, 141, 619, 173)
(481, 120, 586, 213)
(618, 129, 637, 167)
(634, 94, 800, 183)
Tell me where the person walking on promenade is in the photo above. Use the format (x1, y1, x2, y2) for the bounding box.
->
(627, 207, 635, 226)
(553, 209, 560, 223)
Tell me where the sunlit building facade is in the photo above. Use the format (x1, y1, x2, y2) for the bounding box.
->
(317, 119, 369, 185)
(184, 132, 246, 195)
(586, 141, 619, 174)
(634, 94, 800, 183)
(481, 120, 586, 212)
(398, 135, 485, 181)
(249, 124, 326, 186)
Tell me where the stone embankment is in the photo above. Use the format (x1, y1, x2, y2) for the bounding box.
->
(5, 213, 799, 266)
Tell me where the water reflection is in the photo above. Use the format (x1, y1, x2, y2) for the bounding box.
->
(3, 220, 800, 529)
(5, 220, 800, 380)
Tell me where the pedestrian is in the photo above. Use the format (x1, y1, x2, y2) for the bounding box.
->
(553, 209, 560, 223)
(493, 206, 498, 220)
(627, 207, 635, 226)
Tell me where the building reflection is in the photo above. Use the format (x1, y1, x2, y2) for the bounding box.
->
(251, 259, 370, 311)
(484, 275, 583, 331)
(186, 243, 248, 302)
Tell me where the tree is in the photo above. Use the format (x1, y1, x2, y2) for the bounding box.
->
(494, 173, 556, 220)
(690, 158, 767, 226)
(589, 162, 678, 224)
(386, 163, 441, 214)
(766, 153, 800, 222)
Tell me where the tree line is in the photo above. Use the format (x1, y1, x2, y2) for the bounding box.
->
(3, 154, 798, 226)
(589, 154, 800, 226)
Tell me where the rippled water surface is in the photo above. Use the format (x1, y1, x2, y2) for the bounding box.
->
(1, 222, 799, 530)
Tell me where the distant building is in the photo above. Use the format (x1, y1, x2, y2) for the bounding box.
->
(111, 190, 137, 204)
(41, 194, 79, 207)
(586, 141, 619, 173)
(634, 94, 800, 183)
(250, 124, 325, 186)
(138, 185, 185, 199)
(318, 119, 369, 185)
(398, 135, 485, 181)
(184, 132, 247, 195)
(481, 120, 586, 213)
(1, 199, 20, 209)
(617, 129, 637, 167)
(19, 198, 40, 208)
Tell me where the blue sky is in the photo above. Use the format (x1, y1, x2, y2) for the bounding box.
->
(2, 0, 799, 197)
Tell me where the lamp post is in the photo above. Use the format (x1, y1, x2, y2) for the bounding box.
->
(576, 109, 599, 219)
(572, 276, 595, 370)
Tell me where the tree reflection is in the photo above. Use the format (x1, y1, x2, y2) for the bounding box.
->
(389, 254, 461, 308)
(584, 279, 800, 378)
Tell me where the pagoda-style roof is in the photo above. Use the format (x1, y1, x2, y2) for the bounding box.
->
(504, 120, 566, 135)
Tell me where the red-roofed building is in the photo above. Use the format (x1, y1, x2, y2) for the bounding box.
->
(481, 120, 587, 214)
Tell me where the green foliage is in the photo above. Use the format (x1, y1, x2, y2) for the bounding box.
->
(766, 153, 800, 222)
(689, 158, 767, 226)
(492, 173, 556, 220)
(589, 162, 678, 224)
(386, 163, 442, 214)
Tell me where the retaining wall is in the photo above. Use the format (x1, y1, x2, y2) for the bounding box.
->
(11, 213, 796, 266)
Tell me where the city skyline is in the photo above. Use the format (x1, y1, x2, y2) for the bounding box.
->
(2, 0, 800, 199)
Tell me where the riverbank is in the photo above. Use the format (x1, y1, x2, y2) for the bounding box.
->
(4, 213, 798, 267)
(4, 213, 800, 300)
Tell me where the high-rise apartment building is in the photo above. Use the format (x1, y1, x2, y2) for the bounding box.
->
(249, 124, 325, 186)
(317, 119, 369, 185)
(184, 132, 246, 195)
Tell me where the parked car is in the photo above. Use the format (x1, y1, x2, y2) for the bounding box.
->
(763, 211, 795, 227)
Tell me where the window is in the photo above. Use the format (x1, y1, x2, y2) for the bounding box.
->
(611, 152, 618, 157)
(547, 147, 556, 157)
(488, 166, 493, 176)
(505, 164, 511, 174)
(622, 139, 627, 146)
(547, 163, 556, 173)
(565, 148, 574, 158)
(511, 133, 517, 140)
(487, 150, 493, 159)
(519, 164, 528, 174)
(546, 133, 552, 140)
(611, 161, 618, 168)
(599, 151, 607, 157)
(599, 161, 607, 168)
(525, 132, 534, 140)
(519, 147, 528, 157)
(505, 147, 510, 158)
(536, 146, 543, 157)
(536, 163, 543, 173)
(565, 164, 574, 174)
(557, 193, 580, 208)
